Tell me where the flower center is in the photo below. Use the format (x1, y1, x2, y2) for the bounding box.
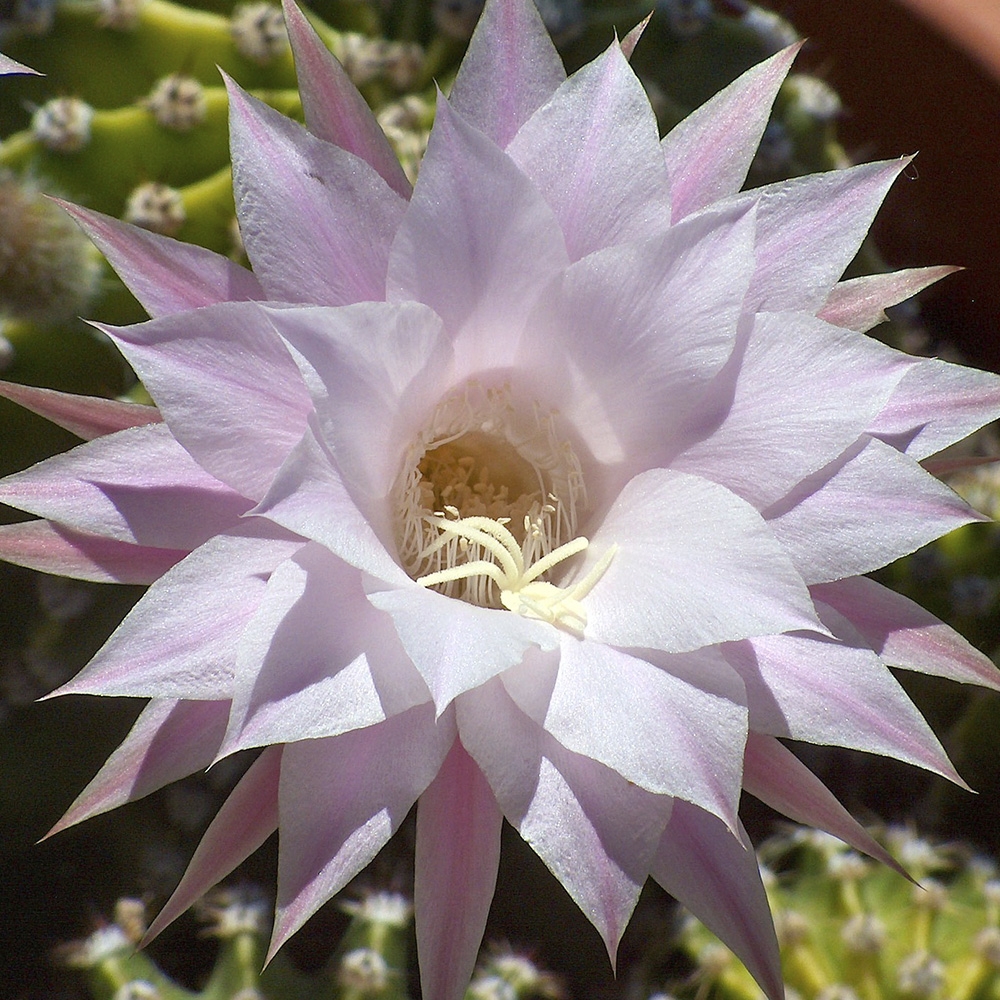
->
(392, 382, 615, 632)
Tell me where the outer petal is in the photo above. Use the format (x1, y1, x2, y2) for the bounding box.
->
(224, 543, 428, 754)
(415, 739, 503, 1000)
(270, 300, 450, 501)
(458, 680, 672, 963)
(227, 76, 406, 306)
(671, 311, 914, 508)
(727, 618, 967, 785)
(812, 576, 1000, 690)
(818, 265, 960, 333)
(0, 378, 161, 440)
(503, 641, 746, 828)
(271, 705, 455, 959)
(742, 733, 906, 874)
(449, 0, 566, 148)
(144, 747, 282, 943)
(662, 44, 799, 222)
(57, 201, 263, 318)
(281, 0, 411, 197)
(0, 520, 184, 584)
(764, 436, 984, 584)
(506, 41, 671, 260)
(740, 158, 909, 312)
(651, 802, 782, 1000)
(520, 204, 755, 471)
(869, 357, 1000, 459)
(51, 525, 302, 700)
(367, 584, 557, 712)
(582, 468, 820, 653)
(101, 303, 313, 502)
(386, 96, 568, 372)
(0, 53, 39, 74)
(46, 699, 229, 837)
(0, 423, 252, 549)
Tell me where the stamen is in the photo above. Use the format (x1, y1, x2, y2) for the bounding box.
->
(417, 513, 617, 634)
(392, 380, 608, 625)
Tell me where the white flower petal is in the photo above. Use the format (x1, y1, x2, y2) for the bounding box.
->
(368, 584, 557, 712)
(458, 680, 671, 962)
(272, 705, 455, 958)
(224, 544, 427, 754)
(415, 739, 503, 1000)
(583, 468, 820, 652)
(507, 41, 671, 260)
(387, 95, 568, 372)
(765, 436, 984, 584)
(448, 0, 565, 148)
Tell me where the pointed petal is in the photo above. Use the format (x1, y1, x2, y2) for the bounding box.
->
(56, 201, 263, 319)
(282, 0, 411, 197)
(812, 576, 1000, 691)
(252, 421, 408, 586)
(742, 733, 907, 875)
(269, 300, 449, 500)
(0, 378, 161, 440)
(818, 266, 960, 333)
(504, 641, 746, 826)
(0, 520, 184, 583)
(0, 423, 252, 548)
(227, 75, 406, 306)
(100, 303, 312, 501)
(506, 41, 671, 260)
(144, 747, 282, 943)
(225, 543, 427, 754)
(620, 14, 652, 60)
(583, 468, 819, 653)
(53, 525, 302, 700)
(663, 43, 800, 222)
(743, 158, 909, 312)
(728, 619, 968, 785)
(386, 95, 568, 372)
(521, 204, 755, 468)
(870, 356, 1000, 459)
(651, 802, 783, 1000)
(458, 680, 671, 963)
(672, 311, 914, 508)
(765, 436, 984, 584)
(449, 0, 566, 148)
(47, 699, 229, 837)
(0, 53, 40, 74)
(271, 705, 454, 958)
(415, 739, 502, 1000)
(367, 585, 556, 712)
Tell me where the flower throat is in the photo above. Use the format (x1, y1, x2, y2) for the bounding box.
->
(392, 383, 615, 631)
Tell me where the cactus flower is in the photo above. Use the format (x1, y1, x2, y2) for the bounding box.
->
(2, 1, 1000, 999)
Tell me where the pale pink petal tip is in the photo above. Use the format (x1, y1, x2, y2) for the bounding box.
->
(0, 378, 161, 441)
(280, 0, 411, 197)
(143, 747, 281, 945)
(819, 265, 961, 333)
(0, 53, 40, 74)
(416, 740, 502, 1000)
(653, 801, 784, 1000)
(663, 42, 801, 221)
(743, 733, 911, 880)
(54, 199, 264, 318)
(0, 520, 183, 585)
(448, 0, 566, 148)
(620, 14, 652, 60)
